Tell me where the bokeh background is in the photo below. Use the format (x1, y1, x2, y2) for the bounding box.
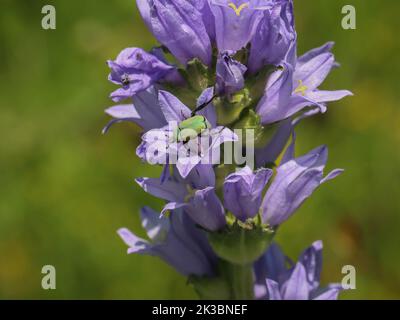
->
(1, 0, 399, 299)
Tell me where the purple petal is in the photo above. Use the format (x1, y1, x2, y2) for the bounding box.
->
(117, 228, 151, 254)
(261, 145, 330, 226)
(281, 263, 309, 300)
(254, 284, 267, 300)
(216, 52, 247, 95)
(297, 42, 335, 66)
(321, 168, 344, 184)
(140, 206, 170, 242)
(105, 104, 140, 119)
(159, 90, 191, 122)
(255, 106, 324, 167)
(263, 168, 323, 226)
(197, 87, 217, 127)
(195, 0, 216, 41)
(186, 187, 226, 231)
(135, 176, 187, 202)
(108, 47, 174, 102)
(137, 127, 171, 165)
(266, 279, 283, 300)
(298, 240, 323, 291)
(137, 0, 212, 65)
(255, 119, 293, 167)
(119, 209, 216, 276)
(249, 0, 296, 73)
(294, 51, 336, 91)
(313, 288, 340, 300)
(160, 202, 187, 216)
(307, 89, 353, 103)
(254, 242, 288, 289)
(256, 63, 295, 124)
(210, 0, 273, 52)
(166, 211, 217, 275)
(185, 164, 216, 189)
(132, 86, 168, 130)
(176, 154, 202, 179)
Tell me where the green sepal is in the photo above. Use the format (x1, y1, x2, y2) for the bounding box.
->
(208, 222, 275, 265)
(215, 88, 252, 126)
(253, 121, 283, 149)
(180, 58, 210, 93)
(233, 46, 250, 66)
(245, 64, 278, 102)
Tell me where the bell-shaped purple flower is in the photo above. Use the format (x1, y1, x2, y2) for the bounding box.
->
(261, 138, 344, 227)
(216, 52, 247, 95)
(248, 0, 296, 74)
(256, 43, 353, 124)
(209, 0, 275, 52)
(254, 241, 343, 300)
(135, 163, 215, 209)
(223, 166, 272, 221)
(136, 0, 212, 66)
(136, 169, 226, 232)
(108, 47, 177, 102)
(137, 90, 237, 178)
(118, 207, 217, 276)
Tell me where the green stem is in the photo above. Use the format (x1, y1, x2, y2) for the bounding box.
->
(227, 262, 254, 300)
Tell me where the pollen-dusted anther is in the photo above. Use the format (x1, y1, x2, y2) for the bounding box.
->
(228, 2, 249, 16)
(293, 79, 308, 96)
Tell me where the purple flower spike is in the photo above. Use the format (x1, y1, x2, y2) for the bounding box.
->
(216, 52, 247, 95)
(223, 166, 272, 221)
(249, 0, 296, 73)
(108, 48, 176, 102)
(254, 241, 343, 300)
(136, 0, 212, 66)
(209, 0, 275, 52)
(261, 138, 344, 227)
(107, 0, 354, 299)
(118, 207, 217, 276)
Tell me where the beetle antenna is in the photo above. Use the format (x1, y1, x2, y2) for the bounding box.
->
(191, 94, 218, 116)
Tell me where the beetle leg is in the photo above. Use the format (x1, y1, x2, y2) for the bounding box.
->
(191, 94, 218, 116)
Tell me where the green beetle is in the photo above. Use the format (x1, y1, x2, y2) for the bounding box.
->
(172, 94, 217, 143)
(173, 115, 211, 143)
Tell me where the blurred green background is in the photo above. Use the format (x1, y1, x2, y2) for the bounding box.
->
(0, 0, 399, 299)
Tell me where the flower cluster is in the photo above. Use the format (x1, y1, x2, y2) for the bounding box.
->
(105, 0, 352, 300)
